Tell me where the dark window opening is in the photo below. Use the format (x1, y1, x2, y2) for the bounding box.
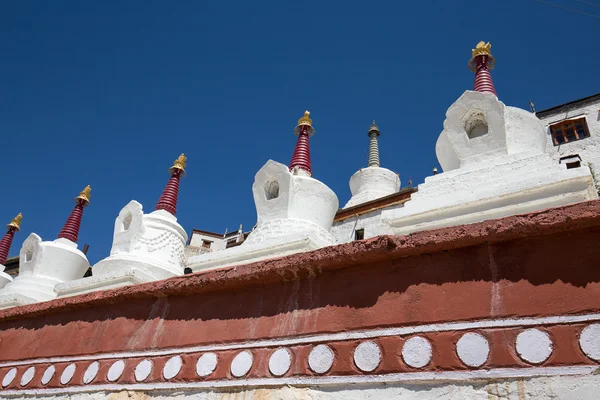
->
(202, 240, 212, 249)
(560, 154, 582, 170)
(355, 229, 365, 241)
(566, 161, 581, 169)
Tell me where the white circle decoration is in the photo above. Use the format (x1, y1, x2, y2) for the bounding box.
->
(196, 353, 218, 377)
(268, 349, 291, 377)
(516, 329, 553, 364)
(402, 336, 433, 368)
(135, 359, 153, 382)
(60, 363, 76, 385)
(20, 366, 35, 386)
(2, 368, 17, 387)
(107, 360, 125, 382)
(353, 341, 381, 372)
(41, 365, 55, 386)
(580, 324, 600, 361)
(82, 361, 99, 384)
(163, 355, 183, 380)
(230, 351, 253, 378)
(456, 333, 490, 367)
(308, 344, 334, 374)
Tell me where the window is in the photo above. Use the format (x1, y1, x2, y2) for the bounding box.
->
(202, 240, 212, 249)
(559, 154, 582, 169)
(355, 228, 365, 241)
(550, 118, 590, 146)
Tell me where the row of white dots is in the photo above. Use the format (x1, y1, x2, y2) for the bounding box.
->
(3, 325, 600, 388)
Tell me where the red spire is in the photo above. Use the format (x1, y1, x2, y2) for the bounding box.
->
(468, 42, 497, 96)
(0, 214, 21, 265)
(289, 111, 315, 176)
(58, 186, 91, 243)
(155, 154, 187, 215)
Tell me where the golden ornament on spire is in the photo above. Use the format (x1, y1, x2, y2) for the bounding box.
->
(7, 213, 22, 231)
(468, 41, 496, 72)
(472, 41, 492, 58)
(297, 111, 313, 127)
(168, 153, 187, 176)
(75, 185, 92, 205)
(294, 110, 316, 136)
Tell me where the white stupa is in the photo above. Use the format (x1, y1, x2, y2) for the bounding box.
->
(344, 122, 400, 208)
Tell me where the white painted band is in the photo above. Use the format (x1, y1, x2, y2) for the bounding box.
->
(0, 366, 595, 396)
(1, 313, 598, 368)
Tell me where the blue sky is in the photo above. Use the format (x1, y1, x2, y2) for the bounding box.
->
(1, 0, 598, 263)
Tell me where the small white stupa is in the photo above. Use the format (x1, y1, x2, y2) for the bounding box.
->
(187, 111, 339, 272)
(383, 42, 598, 235)
(56, 155, 188, 297)
(344, 121, 400, 208)
(0, 214, 22, 289)
(0, 187, 92, 309)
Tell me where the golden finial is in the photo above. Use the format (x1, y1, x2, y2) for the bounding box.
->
(75, 185, 92, 206)
(468, 41, 496, 72)
(294, 110, 316, 136)
(298, 111, 312, 127)
(168, 153, 187, 176)
(7, 213, 22, 231)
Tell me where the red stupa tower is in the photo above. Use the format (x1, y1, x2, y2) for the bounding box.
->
(0, 214, 22, 265)
(58, 186, 91, 243)
(289, 111, 315, 176)
(155, 154, 187, 215)
(468, 41, 497, 96)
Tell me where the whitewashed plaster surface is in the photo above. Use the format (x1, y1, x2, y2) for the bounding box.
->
(188, 230, 244, 252)
(343, 167, 400, 209)
(331, 203, 404, 244)
(0, 265, 13, 289)
(0, 234, 89, 309)
(538, 97, 600, 192)
(3, 374, 600, 399)
(383, 91, 598, 236)
(187, 160, 339, 272)
(55, 202, 187, 298)
(95, 203, 187, 277)
(244, 160, 338, 245)
(456, 332, 490, 367)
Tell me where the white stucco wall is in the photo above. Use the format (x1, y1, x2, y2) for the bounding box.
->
(188, 233, 228, 252)
(343, 167, 400, 209)
(538, 97, 600, 192)
(4, 374, 599, 399)
(331, 202, 405, 244)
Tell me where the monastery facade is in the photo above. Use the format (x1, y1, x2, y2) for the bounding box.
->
(0, 42, 599, 399)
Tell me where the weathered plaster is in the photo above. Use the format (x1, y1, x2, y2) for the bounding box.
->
(538, 97, 600, 193)
(0, 202, 598, 398)
(383, 91, 598, 235)
(55, 202, 188, 298)
(187, 160, 338, 272)
(344, 167, 400, 209)
(0, 235, 89, 309)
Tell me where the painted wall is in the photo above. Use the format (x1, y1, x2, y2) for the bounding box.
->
(538, 98, 600, 192)
(0, 201, 599, 398)
(331, 202, 404, 244)
(188, 232, 242, 252)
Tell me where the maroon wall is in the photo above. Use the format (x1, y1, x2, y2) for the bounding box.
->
(0, 201, 599, 363)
